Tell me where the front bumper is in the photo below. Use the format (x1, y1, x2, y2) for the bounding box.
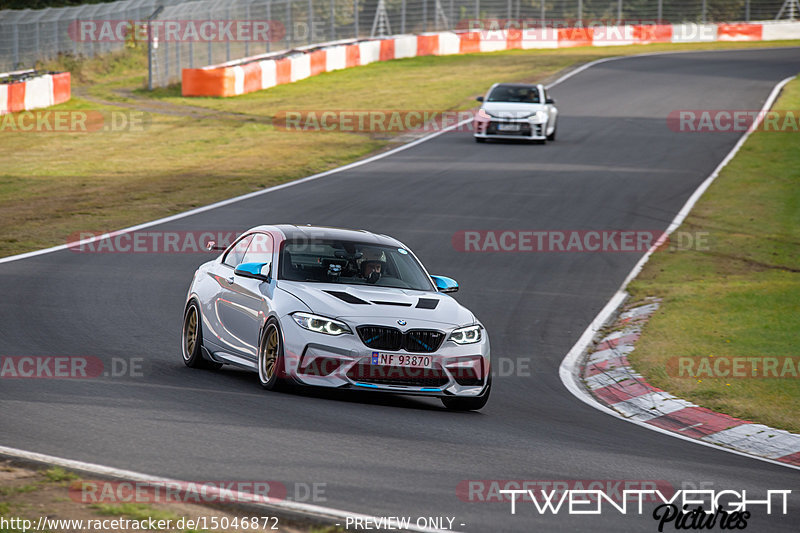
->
(474, 119, 546, 140)
(280, 316, 490, 397)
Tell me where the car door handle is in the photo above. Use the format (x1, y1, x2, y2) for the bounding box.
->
(226, 276, 234, 284)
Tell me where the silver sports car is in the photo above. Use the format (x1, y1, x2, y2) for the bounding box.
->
(473, 82, 558, 143)
(181, 225, 491, 410)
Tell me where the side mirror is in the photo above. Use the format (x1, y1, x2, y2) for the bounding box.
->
(234, 261, 271, 282)
(431, 275, 458, 293)
(476, 96, 484, 102)
(546, 97, 555, 105)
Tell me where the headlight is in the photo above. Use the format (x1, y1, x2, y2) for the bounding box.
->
(291, 312, 352, 336)
(450, 325, 482, 344)
(530, 111, 548, 123)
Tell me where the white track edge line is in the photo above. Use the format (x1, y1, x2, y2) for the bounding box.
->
(559, 75, 800, 472)
(0, 445, 456, 533)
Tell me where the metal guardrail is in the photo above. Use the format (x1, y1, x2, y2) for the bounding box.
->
(0, 0, 797, 87)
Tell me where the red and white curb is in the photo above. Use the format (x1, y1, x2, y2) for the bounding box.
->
(581, 300, 800, 467)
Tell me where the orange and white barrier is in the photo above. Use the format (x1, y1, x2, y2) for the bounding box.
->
(635, 24, 673, 44)
(762, 21, 800, 40)
(717, 23, 763, 41)
(181, 21, 800, 98)
(0, 72, 71, 116)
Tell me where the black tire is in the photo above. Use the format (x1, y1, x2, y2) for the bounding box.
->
(475, 137, 486, 143)
(441, 373, 492, 411)
(257, 319, 286, 390)
(546, 124, 557, 141)
(181, 301, 222, 370)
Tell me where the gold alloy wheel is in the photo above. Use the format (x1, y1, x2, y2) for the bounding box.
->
(261, 325, 279, 381)
(183, 306, 198, 360)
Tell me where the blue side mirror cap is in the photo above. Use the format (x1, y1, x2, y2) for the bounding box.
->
(234, 262, 271, 282)
(431, 275, 458, 293)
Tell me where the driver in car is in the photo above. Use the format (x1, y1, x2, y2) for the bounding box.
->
(359, 249, 386, 284)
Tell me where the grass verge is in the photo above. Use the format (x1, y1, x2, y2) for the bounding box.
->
(0, 39, 798, 258)
(627, 76, 800, 433)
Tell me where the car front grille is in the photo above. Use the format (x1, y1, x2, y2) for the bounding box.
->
(487, 121, 532, 136)
(357, 326, 445, 353)
(346, 363, 449, 388)
(405, 330, 445, 353)
(357, 326, 403, 351)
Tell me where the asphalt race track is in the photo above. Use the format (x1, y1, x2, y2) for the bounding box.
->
(2, 48, 799, 532)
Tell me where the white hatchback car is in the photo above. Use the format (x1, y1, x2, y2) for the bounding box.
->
(473, 83, 558, 144)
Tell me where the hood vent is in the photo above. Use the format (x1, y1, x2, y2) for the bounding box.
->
(416, 298, 439, 309)
(371, 300, 412, 307)
(324, 291, 370, 305)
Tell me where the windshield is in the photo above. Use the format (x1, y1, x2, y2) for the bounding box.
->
(279, 239, 435, 291)
(487, 85, 540, 103)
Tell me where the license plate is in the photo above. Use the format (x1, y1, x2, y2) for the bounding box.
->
(371, 352, 433, 368)
(497, 123, 521, 132)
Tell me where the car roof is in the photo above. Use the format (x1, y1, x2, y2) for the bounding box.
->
(492, 83, 541, 89)
(248, 224, 403, 247)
